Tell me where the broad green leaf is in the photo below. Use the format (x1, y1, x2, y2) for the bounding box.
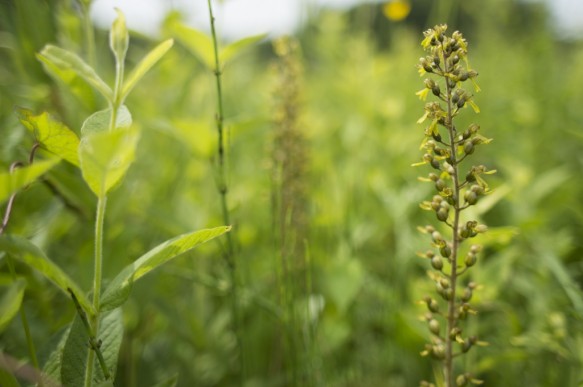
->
(0, 158, 60, 204)
(0, 365, 20, 387)
(122, 39, 174, 99)
(37, 53, 98, 110)
(0, 235, 94, 317)
(61, 309, 123, 387)
(220, 33, 267, 64)
(38, 45, 113, 101)
(60, 314, 88, 387)
(0, 278, 26, 333)
(152, 374, 179, 387)
(93, 308, 123, 381)
(167, 20, 214, 69)
(42, 325, 71, 385)
(16, 107, 80, 167)
(79, 125, 140, 197)
(100, 226, 231, 311)
(80, 106, 132, 136)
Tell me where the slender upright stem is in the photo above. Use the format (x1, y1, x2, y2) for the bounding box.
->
(86, 195, 107, 387)
(206, 0, 243, 382)
(443, 54, 459, 387)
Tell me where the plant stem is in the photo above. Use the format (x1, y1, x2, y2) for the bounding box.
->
(206, 0, 243, 383)
(81, 1, 96, 68)
(444, 55, 459, 387)
(86, 195, 107, 387)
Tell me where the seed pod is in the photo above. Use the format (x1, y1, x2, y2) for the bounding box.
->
(428, 319, 440, 335)
(470, 184, 484, 195)
(432, 344, 446, 359)
(461, 287, 473, 302)
(432, 84, 441, 96)
(439, 278, 450, 289)
(451, 54, 460, 65)
(463, 141, 474, 155)
(440, 244, 452, 258)
(464, 190, 477, 205)
(433, 55, 440, 65)
(435, 179, 446, 192)
(449, 327, 462, 340)
(431, 231, 443, 243)
(465, 253, 477, 267)
(426, 297, 440, 313)
(457, 96, 466, 108)
(459, 71, 469, 81)
(431, 256, 444, 270)
(442, 288, 453, 300)
(431, 159, 441, 170)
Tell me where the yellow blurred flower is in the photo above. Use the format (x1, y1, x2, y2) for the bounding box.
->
(383, 0, 411, 22)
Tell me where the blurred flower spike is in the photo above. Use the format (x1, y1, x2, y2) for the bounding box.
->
(383, 0, 411, 22)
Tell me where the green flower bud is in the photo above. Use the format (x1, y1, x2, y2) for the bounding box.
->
(439, 278, 450, 289)
(456, 374, 468, 386)
(435, 179, 446, 192)
(424, 296, 440, 313)
(110, 8, 129, 63)
(461, 287, 473, 302)
(432, 344, 446, 359)
(449, 327, 462, 340)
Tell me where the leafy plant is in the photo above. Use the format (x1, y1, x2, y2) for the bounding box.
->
(414, 24, 493, 387)
(0, 10, 230, 387)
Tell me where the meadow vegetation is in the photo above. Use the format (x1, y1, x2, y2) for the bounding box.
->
(1, 0, 583, 386)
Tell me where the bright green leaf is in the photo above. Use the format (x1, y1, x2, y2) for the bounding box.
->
(37, 53, 98, 110)
(100, 226, 231, 311)
(167, 20, 214, 69)
(80, 106, 132, 136)
(220, 33, 267, 64)
(42, 326, 71, 385)
(0, 235, 94, 317)
(0, 278, 26, 333)
(79, 125, 140, 197)
(122, 39, 174, 100)
(16, 107, 80, 167)
(38, 45, 113, 102)
(0, 158, 60, 204)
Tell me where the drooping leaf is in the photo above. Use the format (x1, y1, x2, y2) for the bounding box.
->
(38, 45, 113, 102)
(167, 19, 214, 69)
(100, 226, 231, 311)
(37, 53, 98, 110)
(16, 107, 80, 167)
(220, 33, 267, 64)
(122, 39, 174, 100)
(0, 158, 60, 204)
(0, 235, 94, 317)
(80, 106, 132, 136)
(78, 125, 140, 198)
(0, 278, 26, 333)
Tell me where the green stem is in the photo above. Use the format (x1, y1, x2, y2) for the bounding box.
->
(206, 0, 243, 383)
(81, 1, 96, 68)
(444, 54, 459, 387)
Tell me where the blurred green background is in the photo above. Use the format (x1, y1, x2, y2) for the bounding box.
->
(1, 0, 583, 386)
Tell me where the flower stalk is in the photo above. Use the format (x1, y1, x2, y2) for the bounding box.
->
(415, 25, 493, 387)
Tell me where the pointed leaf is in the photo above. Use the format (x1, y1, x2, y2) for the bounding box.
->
(93, 308, 123, 381)
(37, 53, 97, 110)
(16, 107, 80, 167)
(168, 21, 214, 69)
(61, 309, 123, 387)
(0, 278, 26, 333)
(122, 39, 174, 99)
(100, 226, 231, 311)
(0, 158, 60, 204)
(0, 235, 94, 317)
(220, 33, 267, 64)
(42, 325, 71, 385)
(79, 125, 140, 197)
(60, 316, 86, 387)
(38, 45, 113, 101)
(80, 106, 132, 136)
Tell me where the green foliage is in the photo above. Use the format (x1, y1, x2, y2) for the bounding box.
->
(0, 278, 26, 333)
(1, 1, 583, 386)
(0, 158, 59, 204)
